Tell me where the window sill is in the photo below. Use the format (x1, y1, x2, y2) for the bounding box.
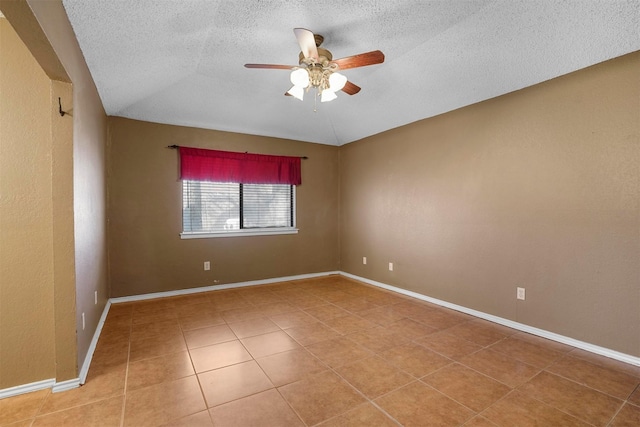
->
(180, 228, 299, 239)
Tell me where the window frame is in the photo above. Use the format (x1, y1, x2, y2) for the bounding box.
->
(180, 181, 298, 239)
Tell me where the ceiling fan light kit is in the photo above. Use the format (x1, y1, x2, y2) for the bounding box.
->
(246, 28, 384, 107)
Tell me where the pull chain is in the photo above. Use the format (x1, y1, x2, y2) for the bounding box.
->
(313, 89, 318, 113)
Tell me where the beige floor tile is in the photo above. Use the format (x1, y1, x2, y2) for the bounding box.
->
(39, 366, 126, 415)
(90, 340, 130, 373)
(380, 343, 452, 378)
(208, 298, 253, 312)
(546, 355, 640, 400)
(629, 385, 640, 406)
(129, 332, 187, 362)
(318, 403, 398, 427)
(183, 324, 237, 348)
(282, 294, 326, 309)
(189, 340, 252, 373)
(357, 305, 406, 326)
(306, 336, 374, 368)
(131, 308, 178, 326)
(391, 301, 438, 318)
(317, 290, 353, 303)
(321, 313, 377, 335)
(126, 351, 194, 391)
(481, 390, 590, 427)
(169, 292, 211, 308)
(489, 335, 564, 368)
(12, 277, 640, 427)
(253, 301, 297, 316)
(376, 381, 475, 426)
(269, 310, 317, 329)
(278, 370, 365, 426)
(518, 371, 623, 425)
(161, 410, 213, 427)
(0, 389, 49, 425)
(511, 331, 576, 354)
(384, 318, 438, 340)
(33, 395, 123, 427)
(610, 403, 640, 426)
(304, 304, 350, 321)
(463, 415, 500, 426)
(332, 297, 380, 313)
(219, 306, 263, 323)
(336, 356, 413, 399)
(241, 330, 302, 358)
(459, 348, 540, 388)
(227, 317, 279, 338)
(422, 363, 511, 412)
(197, 360, 274, 407)
(347, 327, 409, 353)
(130, 318, 182, 342)
(2, 419, 33, 427)
(210, 389, 303, 427)
(405, 307, 470, 330)
(132, 299, 176, 315)
(284, 322, 342, 346)
(414, 331, 483, 360)
(567, 348, 640, 377)
(123, 375, 206, 427)
(256, 348, 327, 386)
(177, 311, 226, 332)
(444, 319, 511, 347)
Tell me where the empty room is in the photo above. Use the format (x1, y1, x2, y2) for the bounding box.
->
(0, 1, 638, 426)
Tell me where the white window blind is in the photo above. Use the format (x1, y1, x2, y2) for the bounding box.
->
(182, 180, 294, 234)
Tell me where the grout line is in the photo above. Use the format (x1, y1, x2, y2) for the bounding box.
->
(119, 315, 133, 427)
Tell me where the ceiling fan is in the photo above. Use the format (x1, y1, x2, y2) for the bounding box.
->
(245, 28, 384, 103)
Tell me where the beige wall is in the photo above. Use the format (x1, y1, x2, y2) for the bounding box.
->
(0, 17, 57, 388)
(340, 52, 640, 357)
(107, 118, 340, 297)
(1, 0, 108, 390)
(27, 0, 109, 373)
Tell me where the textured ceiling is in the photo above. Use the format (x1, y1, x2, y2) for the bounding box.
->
(62, 0, 639, 146)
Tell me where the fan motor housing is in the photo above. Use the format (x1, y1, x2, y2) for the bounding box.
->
(299, 47, 333, 67)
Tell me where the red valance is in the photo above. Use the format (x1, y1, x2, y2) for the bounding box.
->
(179, 147, 301, 185)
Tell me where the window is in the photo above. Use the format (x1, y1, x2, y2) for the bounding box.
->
(181, 180, 296, 238)
(177, 146, 301, 238)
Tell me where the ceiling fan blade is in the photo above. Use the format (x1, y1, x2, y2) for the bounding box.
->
(341, 81, 361, 95)
(293, 28, 319, 61)
(331, 50, 385, 70)
(244, 63, 294, 70)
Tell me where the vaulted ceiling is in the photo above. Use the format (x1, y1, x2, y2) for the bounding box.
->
(62, 0, 639, 146)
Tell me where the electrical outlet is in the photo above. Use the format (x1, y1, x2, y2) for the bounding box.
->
(204, 261, 210, 271)
(389, 262, 394, 271)
(94, 291, 97, 305)
(517, 287, 526, 300)
(82, 312, 85, 330)
(363, 256, 367, 265)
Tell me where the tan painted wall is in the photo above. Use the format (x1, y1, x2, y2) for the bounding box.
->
(107, 118, 340, 297)
(1, 0, 108, 388)
(50, 80, 76, 382)
(0, 18, 56, 388)
(27, 0, 109, 373)
(340, 52, 640, 357)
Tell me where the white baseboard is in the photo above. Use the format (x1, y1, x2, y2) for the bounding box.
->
(52, 378, 80, 393)
(340, 271, 640, 368)
(110, 271, 340, 304)
(78, 299, 112, 385)
(0, 379, 55, 399)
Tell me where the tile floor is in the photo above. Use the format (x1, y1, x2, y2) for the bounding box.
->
(1, 275, 639, 426)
